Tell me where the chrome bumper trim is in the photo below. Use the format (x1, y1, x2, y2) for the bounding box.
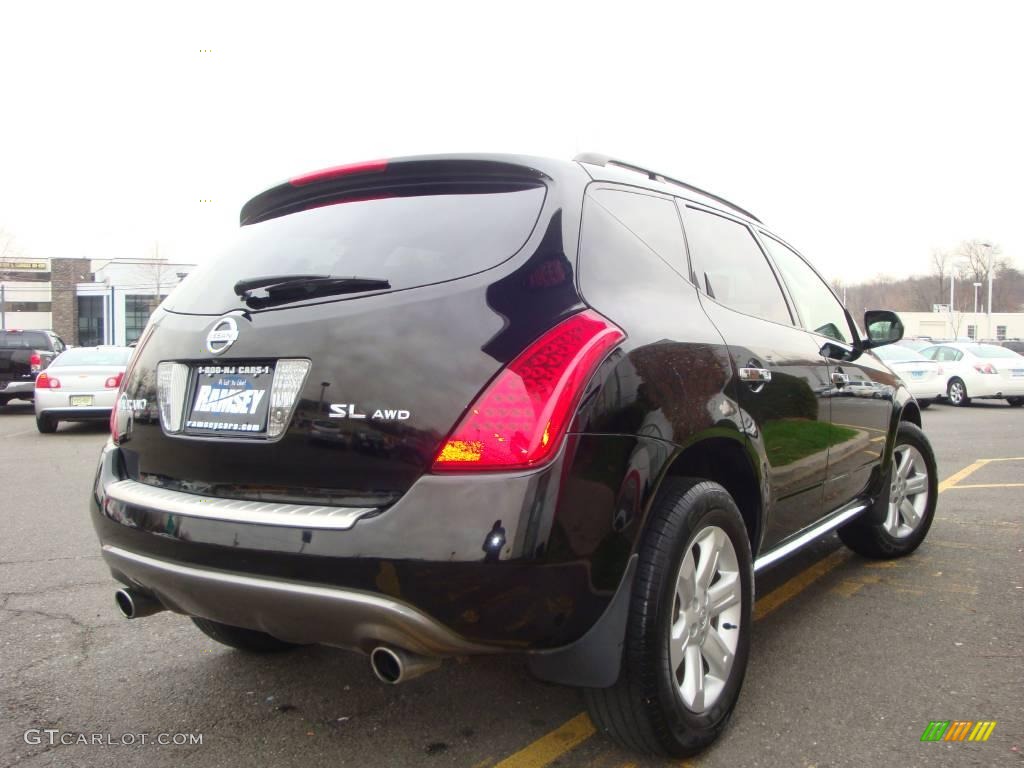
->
(105, 479, 377, 530)
(103, 545, 494, 656)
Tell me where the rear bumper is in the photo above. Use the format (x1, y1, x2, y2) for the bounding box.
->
(90, 437, 635, 653)
(37, 406, 112, 421)
(0, 380, 34, 397)
(103, 545, 493, 656)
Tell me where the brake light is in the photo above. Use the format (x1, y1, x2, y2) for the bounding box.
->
(36, 372, 60, 389)
(289, 159, 388, 187)
(105, 372, 124, 389)
(974, 363, 997, 374)
(432, 310, 625, 471)
(30, 352, 42, 373)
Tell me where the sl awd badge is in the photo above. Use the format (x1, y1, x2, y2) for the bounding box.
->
(206, 317, 240, 355)
(329, 403, 411, 421)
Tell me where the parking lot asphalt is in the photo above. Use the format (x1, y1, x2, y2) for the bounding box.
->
(1, 400, 1021, 768)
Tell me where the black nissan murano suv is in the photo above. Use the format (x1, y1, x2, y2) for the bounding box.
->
(92, 153, 938, 756)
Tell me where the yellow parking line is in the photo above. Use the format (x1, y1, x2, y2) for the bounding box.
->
(937, 460, 988, 493)
(754, 549, 851, 621)
(978, 456, 1024, 462)
(945, 483, 1024, 490)
(493, 713, 595, 768)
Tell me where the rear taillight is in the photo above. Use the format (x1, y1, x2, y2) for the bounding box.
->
(29, 352, 42, 373)
(36, 372, 60, 389)
(105, 372, 124, 389)
(974, 363, 997, 374)
(432, 310, 625, 471)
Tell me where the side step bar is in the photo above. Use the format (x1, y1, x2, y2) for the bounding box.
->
(753, 500, 868, 573)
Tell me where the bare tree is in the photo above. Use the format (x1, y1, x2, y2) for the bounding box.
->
(930, 248, 949, 306)
(0, 227, 25, 261)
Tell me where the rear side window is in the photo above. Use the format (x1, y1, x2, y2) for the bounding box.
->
(169, 185, 546, 312)
(0, 331, 49, 349)
(759, 235, 851, 343)
(587, 188, 688, 277)
(680, 207, 792, 325)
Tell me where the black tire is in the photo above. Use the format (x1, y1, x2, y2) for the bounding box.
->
(838, 422, 937, 559)
(1007, 397, 1023, 407)
(35, 414, 58, 433)
(0, 397, 9, 408)
(917, 399, 931, 410)
(191, 617, 300, 653)
(947, 378, 970, 407)
(584, 478, 753, 757)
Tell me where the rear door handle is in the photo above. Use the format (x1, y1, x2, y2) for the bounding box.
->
(738, 368, 772, 383)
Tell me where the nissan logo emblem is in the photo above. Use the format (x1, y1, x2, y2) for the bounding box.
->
(206, 317, 240, 355)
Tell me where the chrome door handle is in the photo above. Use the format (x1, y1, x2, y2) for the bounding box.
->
(831, 372, 850, 386)
(738, 368, 772, 383)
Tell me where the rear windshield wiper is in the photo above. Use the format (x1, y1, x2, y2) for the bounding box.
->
(234, 274, 391, 308)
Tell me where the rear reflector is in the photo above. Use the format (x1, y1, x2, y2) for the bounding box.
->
(105, 372, 124, 389)
(432, 310, 625, 471)
(36, 372, 60, 389)
(289, 159, 388, 187)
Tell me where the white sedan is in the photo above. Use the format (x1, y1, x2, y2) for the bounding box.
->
(34, 346, 133, 432)
(873, 344, 946, 408)
(920, 342, 1024, 407)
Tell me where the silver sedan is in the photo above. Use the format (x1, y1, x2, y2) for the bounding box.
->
(34, 346, 133, 433)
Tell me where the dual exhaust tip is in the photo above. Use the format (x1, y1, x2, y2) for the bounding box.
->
(115, 588, 440, 684)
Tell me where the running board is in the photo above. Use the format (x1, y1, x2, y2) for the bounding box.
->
(753, 501, 868, 573)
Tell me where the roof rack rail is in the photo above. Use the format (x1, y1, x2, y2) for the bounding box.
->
(573, 152, 762, 223)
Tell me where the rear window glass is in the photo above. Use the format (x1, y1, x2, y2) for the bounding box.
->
(169, 185, 546, 312)
(0, 331, 49, 349)
(53, 347, 132, 366)
(970, 345, 1022, 359)
(875, 345, 928, 362)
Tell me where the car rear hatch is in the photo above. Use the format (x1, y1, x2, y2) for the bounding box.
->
(0, 330, 47, 383)
(114, 156, 588, 507)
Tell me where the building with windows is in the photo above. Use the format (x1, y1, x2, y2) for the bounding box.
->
(894, 310, 1024, 341)
(0, 257, 194, 345)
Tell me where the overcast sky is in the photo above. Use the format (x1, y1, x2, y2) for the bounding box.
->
(2, 0, 1021, 285)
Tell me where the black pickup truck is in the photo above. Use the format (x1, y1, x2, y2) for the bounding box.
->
(0, 329, 67, 406)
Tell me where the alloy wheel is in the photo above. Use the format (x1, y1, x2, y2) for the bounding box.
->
(948, 380, 966, 405)
(885, 445, 930, 538)
(668, 525, 742, 713)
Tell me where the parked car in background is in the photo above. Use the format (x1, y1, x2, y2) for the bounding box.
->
(920, 342, 1024, 407)
(34, 346, 133, 432)
(899, 339, 935, 353)
(998, 340, 1024, 355)
(873, 344, 946, 408)
(0, 329, 66, 407)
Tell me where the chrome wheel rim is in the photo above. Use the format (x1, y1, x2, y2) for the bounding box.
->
(668, 525, 742, 713)
(885, 445, 929, 538)
(949, 381, 965, 404)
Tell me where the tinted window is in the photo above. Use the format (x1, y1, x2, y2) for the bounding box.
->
(53, 347, 132, 366)
(681, 207, 791, 324)
(760, 235, 850, 343)
(588, 189, 687, 276)
(0, 330, 50, 349)
(169, 185, 546, 312)
(875, 344, 928, 362)
(971, 344, 1023, 359)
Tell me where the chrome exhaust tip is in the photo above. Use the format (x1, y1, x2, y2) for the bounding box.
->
(370, 646, 441, 684)
(115, 588, 165, 619)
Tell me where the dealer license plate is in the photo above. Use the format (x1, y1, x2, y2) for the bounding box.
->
(185, 364, 273, 434)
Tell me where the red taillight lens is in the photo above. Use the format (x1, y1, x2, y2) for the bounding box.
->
(36, 372, 60, 389)
(974, 363, 997, 374)
(289, 159, 388, 187)
(29, 352, 42, 373)
(105, 372, 124, 389)
(432, 310, 625, 471)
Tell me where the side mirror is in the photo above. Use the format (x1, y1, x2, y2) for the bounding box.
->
(862, 310, 904, 349)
